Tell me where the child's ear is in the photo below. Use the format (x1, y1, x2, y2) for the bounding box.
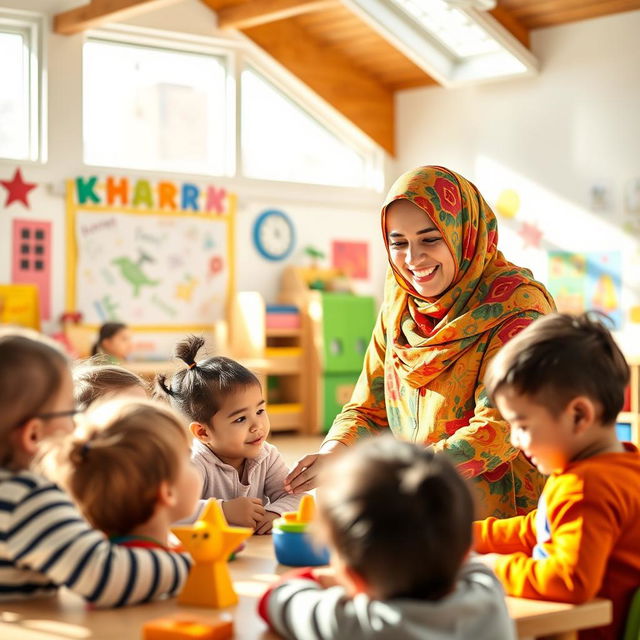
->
(189, 421, 211, 442)
(569, 396, 596, 433)
(157, 480, 177, 508)
(17, 418, 43, 456)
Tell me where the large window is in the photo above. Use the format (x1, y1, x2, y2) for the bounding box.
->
(83, 39, 228, 175)
(241, 67, 369, 188)
(0, 12, 42, 161)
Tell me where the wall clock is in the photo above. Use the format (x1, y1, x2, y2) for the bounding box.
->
(252, 209, 296, 261)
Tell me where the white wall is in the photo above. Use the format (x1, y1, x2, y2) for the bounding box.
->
(0, 0, 388, 353)
(395, 9, 640, 350)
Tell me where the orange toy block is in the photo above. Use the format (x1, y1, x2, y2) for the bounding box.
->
(282, 493, 316, 524)
(142, 616, 233, 640)
(172, 500, 252, 608)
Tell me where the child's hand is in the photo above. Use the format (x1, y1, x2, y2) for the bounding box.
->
(221, 497, 265, 528)
(254, 511, 279, 535)
(311, 567, 339, 589)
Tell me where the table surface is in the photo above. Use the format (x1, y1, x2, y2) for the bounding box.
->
(0, 536, 611, 640)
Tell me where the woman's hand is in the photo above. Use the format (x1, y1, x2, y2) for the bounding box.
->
(284, 441, 347, 493)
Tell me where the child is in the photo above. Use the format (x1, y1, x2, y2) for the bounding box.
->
(156, 335, 301, 533)
(0, 329, 190, 606)
(476, 312, 640, 640)
(259, 436, 516, 640)
(52, 400, 202, 549)
(73, 362, 148, 411)
(92, 322, 132, 362)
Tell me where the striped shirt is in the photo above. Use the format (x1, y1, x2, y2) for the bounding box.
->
(0, 469, 191, 607)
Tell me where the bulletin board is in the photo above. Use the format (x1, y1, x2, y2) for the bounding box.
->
(65, 176, 235, 331)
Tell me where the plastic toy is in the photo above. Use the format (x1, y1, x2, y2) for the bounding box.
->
(272, 494, 330, 567)
(171, 500, 252, 608)
(142, 616, 233, 640)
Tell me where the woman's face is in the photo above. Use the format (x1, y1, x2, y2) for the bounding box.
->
(385, 199, 456, 298)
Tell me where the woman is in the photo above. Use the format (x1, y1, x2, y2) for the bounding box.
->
(286, 166, 555, 519)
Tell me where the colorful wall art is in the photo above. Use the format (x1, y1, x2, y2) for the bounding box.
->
(66, 176, 235, 331)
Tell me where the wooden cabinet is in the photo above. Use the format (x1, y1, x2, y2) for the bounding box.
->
(229, 292, 310, 433)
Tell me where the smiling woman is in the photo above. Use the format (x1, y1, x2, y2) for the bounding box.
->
(286, 165, 556, 519)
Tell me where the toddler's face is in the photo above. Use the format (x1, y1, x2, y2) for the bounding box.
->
(495, 386, 577, 475)
(38, 369, 78, 441)
(102, 328, 133, 361)
(208, 383, 270, 464)
(170, 452, 203, 523)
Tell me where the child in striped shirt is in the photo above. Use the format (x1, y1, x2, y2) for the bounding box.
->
(0, 329, 192, 607)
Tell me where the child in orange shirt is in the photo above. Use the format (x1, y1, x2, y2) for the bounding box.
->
(475, 312, 640, 640)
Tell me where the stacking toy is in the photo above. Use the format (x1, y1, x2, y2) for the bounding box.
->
(171, 500, 252, 608)
(272, 494, 330, 567)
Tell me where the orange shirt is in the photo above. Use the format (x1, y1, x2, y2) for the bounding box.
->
(474, 444, 640, 640)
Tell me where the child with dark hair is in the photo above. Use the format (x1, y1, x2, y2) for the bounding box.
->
(92, 322, 132, 362)
(0, 329, 190, 607)
(259, 436, 515, 640)
(73, 362, 148, 411)
(477, 312, 640, 640)
(156, 335, 301, 533)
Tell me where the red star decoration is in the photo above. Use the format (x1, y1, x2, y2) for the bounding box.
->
(518, 221, 543, 249)
(1, 168, 37, 208)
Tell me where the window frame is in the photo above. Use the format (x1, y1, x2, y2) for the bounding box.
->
(0, 9, 46, 163)
(82, 29, 234, 177)
(82, 24, 384, 193)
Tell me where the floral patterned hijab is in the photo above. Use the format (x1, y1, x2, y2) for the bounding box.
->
(381, 166, 555, 388)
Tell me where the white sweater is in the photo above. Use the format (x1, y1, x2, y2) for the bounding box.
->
(191, 440, 302, 518)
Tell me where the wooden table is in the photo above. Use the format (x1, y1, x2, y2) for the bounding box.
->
(0, 537, 611, 640)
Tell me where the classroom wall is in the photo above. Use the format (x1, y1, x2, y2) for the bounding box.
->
(395, 9, 640, 350)
(0, 0, 388, 353)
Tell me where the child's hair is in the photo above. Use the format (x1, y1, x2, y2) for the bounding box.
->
(0, 329, 68, 469)
(92, 322, 127, 356)
(318, 436, 473, 601)
(484, 312, 630, 425)
(73, 361, 148, 411)
(155, 335, 259, 424)
(58, 400, 190, 537)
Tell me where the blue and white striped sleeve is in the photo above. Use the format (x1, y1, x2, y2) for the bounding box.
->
(4, 477, 191, 608)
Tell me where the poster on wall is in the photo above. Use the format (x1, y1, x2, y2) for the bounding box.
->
(548, 251, 623, 329)
(66, 176, 235, 332)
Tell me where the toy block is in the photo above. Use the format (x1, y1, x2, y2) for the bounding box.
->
(142, 616, 232, 639)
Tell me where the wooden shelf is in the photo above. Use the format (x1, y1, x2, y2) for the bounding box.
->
(618, 412, 635, 423)
(266, 328, 302, 337)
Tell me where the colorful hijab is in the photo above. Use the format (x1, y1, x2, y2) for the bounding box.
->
(381, 166, 555, 388)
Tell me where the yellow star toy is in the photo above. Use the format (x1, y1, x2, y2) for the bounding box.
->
(172, 500, 252, 608)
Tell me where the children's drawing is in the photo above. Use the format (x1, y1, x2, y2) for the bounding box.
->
(111, 251, 159, 297)
(66, 177, 235, 330)
(548, 251, 622, 328)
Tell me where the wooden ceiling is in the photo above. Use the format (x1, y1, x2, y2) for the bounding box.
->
(55, 0, 640, 155)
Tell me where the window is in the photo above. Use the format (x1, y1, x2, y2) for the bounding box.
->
(83, 38, 228, 174)
(241, 67, 370, 188)
(346, 0, 535, 85)
(0, 11, 42, 161)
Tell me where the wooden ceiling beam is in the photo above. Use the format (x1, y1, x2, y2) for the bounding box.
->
(214, 0, 337, 30)
(489, 5, 530, 49)
(54, 0, 181, 35)
(242, 19, 395, 154)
